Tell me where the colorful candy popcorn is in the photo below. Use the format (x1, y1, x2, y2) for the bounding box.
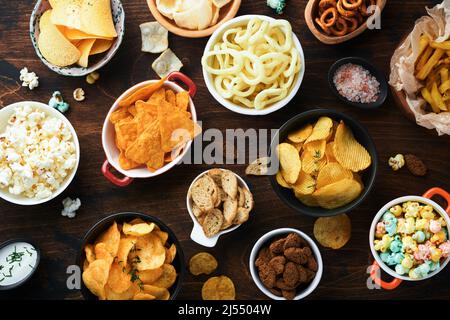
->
(373, 201, 449, 279)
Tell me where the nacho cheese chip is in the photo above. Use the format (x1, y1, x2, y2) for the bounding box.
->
(38, 10, 81, 67)
(152, 49, 183, 78)
(140, 21, 169, 54)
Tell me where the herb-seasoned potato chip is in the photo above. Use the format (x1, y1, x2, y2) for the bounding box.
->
(117, 237, 137, 267)
(316, 162, 353, 189)
(189, 252, 218, 276)
(291, 171, 316, 195)
(152, 264, 177, 289)
(138, 267, 163, 284)
(333, 121, 371, 172)
(202, 276, 236, 300)
(313, 178, 362, 209)
(82, 259, 111, 300)
(304, 117, 333, 144)
(123, 222, 155, 237)
(107, 262, 132, 294)
(287, 124, 312, 143)
(278, 143, 301, 184)
(300, 150, 327, 175)
(313, 214, 351, 249)
(96, 221, 120, 257)
(129, 233, 166, 271)
(304, 139, 326, 160)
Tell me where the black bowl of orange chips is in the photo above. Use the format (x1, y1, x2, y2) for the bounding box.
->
(269, 109, 378, 217)
(77, 212, 185, 300)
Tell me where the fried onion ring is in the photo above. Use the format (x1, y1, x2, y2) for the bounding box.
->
(318, 0, 337, 13)
(342, 16, 359, 32)
(337, 0, 357, 17)
(330, 17, 348, 36)
(315, 17, 332, 35)
(320, 7, 338, 28)
(342, 0, 362, 10)
(359, 0, 376, 16)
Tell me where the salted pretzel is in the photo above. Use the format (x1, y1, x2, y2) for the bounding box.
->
(320, 7, 338, 28)
(315, 17, 332, 35)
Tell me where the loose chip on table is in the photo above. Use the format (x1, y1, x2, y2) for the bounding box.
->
(140, 21, 168, 54)
(152, 48, 184, 78)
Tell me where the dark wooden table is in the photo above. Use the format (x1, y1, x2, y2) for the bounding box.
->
(0, 0, 449, 300)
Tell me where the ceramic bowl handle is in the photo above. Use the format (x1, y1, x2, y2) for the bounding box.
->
(167, 71, 197, 97)
(190, 222, 218, 248)
(423, 187, 450, 216)
(102, 160, 133, 187)
(369, 261, 402, 290)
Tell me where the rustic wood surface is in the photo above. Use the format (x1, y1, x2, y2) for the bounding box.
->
(0, 0, 449, 300)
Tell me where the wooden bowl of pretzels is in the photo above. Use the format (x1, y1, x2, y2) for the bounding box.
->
(305, 0, 386, 45)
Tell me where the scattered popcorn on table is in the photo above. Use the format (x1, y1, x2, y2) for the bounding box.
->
(86, 71, 100, 84)
(0, 105, 77, 199)
(19, 67, 39, 90)
(388, 154, 405, 171)
(374, 200, 450, 279)
(73, 88, 85, 102)
(49, 91, 70, 113)
(61, 197, 81, 219)
(266, 0, 286, 14)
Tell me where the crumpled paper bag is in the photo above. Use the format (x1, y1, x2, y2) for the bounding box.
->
(389, 0, 450, 135)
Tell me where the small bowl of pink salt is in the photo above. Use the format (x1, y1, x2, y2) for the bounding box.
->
(328, 57, 388, 110)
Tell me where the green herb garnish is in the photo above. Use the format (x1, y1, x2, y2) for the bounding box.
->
(6, 246, 25, 265)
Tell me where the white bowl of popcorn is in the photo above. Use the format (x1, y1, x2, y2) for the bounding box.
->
(0, 101, 80, 205)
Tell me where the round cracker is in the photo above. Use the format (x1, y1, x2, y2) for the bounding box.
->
(313, 214, 351, 249)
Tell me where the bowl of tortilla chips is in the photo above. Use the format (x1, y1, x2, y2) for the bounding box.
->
(30, 0, 125, 76)
(102, 71, 200, 186)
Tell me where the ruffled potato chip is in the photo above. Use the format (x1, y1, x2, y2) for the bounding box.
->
(316, 162, 353, 189)
(278, 143, 301, 184)
(303, 139, 326, 160)
(300, 150, 327, 175)
(291, 171, 316, 195)
(189, 252, 218, 276)
(295, 192, 320, 207)
(333, 121, 371, 172)
(287, 124, 312, 143)
(313, 214, 351, 249)
(313, 178, 362, 209)
(325, 142, 337, 163)
(202, 276, 235, 300)
(152, 264, 177, 289)
(304, 117, 333, 144)
(129, 233, 166, 271)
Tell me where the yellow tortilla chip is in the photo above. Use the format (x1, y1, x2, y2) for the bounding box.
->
(77, 38, 96, 67)
(38, 10, 81, 67)
(80, 0, 118, 38)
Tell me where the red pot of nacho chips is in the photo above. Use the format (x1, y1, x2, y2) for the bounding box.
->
(102, 72, 198, 186)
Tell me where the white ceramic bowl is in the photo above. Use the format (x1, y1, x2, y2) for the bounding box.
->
(249, 228, 323, 300)
(202, 15, 306, 116)
(0, 102, 80, 205)
(187, 169, 251, 247)
(102, 73, 197, 186)
(369, 194, 450, 282)
(30, 0, 125, 77)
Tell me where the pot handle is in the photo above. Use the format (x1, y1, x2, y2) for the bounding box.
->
(423, 187, 450, 215)
(167, 71, 197, 98)
(102, 160, 133, 187)
(370, 261, 403, 290)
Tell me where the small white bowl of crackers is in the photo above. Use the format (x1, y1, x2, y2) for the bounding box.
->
(187, 169, 254, 247)
(30, 0, 125, 76)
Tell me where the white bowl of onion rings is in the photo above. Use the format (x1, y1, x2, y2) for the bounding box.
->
(201, 15, 305, 116)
